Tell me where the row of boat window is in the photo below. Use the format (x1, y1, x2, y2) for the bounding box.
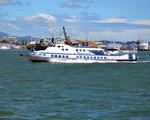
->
(49, 45, 87, 52)
(62, 48, 68, 51)
(76, 49, 86, 52)
(61, 49, 86, 52)
(51, 54, 107, 59)
(61, 49, 103, 53)
(77, 56, 107, 59)
(51, 55, 68, 58)
(49, 45, 65, 48)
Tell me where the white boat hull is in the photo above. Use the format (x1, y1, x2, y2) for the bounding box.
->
(27, 54, 50, 62)
(27, 53, 137, 63)
(26, 43, 137, 63)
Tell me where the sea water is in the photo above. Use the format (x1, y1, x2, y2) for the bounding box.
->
(0, 50, 150, 120)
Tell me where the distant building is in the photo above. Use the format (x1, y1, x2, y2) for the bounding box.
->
(149, 42, 150, 50)
(0, 36, 17, 44)
(98, 41, 127, 50)
(139, 41, 149, 51)
(127, 41, 139, 50)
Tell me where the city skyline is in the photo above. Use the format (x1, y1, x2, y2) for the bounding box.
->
(0, 0, 150, 41)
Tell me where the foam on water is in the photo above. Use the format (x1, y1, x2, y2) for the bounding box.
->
(138, 60, 150, 63)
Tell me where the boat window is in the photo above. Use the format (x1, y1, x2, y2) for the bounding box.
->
(80, 56, 82, 59)
(94, 57, 96, 59)
(76, 56, 78, 58)
(62, 55, 65, 58)
(62, 48, 64, 51)
(87, 56, 89, 59)
(51, 55, 53, 58)
(84, 56, 86, 59)
(59, 55, 61, 58)
(57, 45, 61, 48)
(76, 49, 78, 51)
(90, 57, 93, 59)
(43, 54, 46, 56)
(97, 57, 99, 59)
(55, 55, 57, 58)
(66, 49, 68, 51)
(79, 49, 82, 51)
(83, 49, 85, 52)
(104, 57, 106, 59)
(66, 56, 68, 58)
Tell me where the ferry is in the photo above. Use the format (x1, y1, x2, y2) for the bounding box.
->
(27, 43, 137, 63)
(26, 27, 137, 63)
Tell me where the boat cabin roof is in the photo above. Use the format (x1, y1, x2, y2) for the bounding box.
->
(47, 43, 104, 51)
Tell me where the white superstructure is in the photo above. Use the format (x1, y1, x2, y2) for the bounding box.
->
(27, 43, 137, 63)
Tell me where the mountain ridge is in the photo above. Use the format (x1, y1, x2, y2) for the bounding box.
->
(0, 31, 9, 37)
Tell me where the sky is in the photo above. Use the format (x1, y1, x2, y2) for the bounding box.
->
(0, 0, 150, 41)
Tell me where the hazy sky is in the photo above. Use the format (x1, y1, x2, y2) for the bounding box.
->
(0, 0, 150, 41)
